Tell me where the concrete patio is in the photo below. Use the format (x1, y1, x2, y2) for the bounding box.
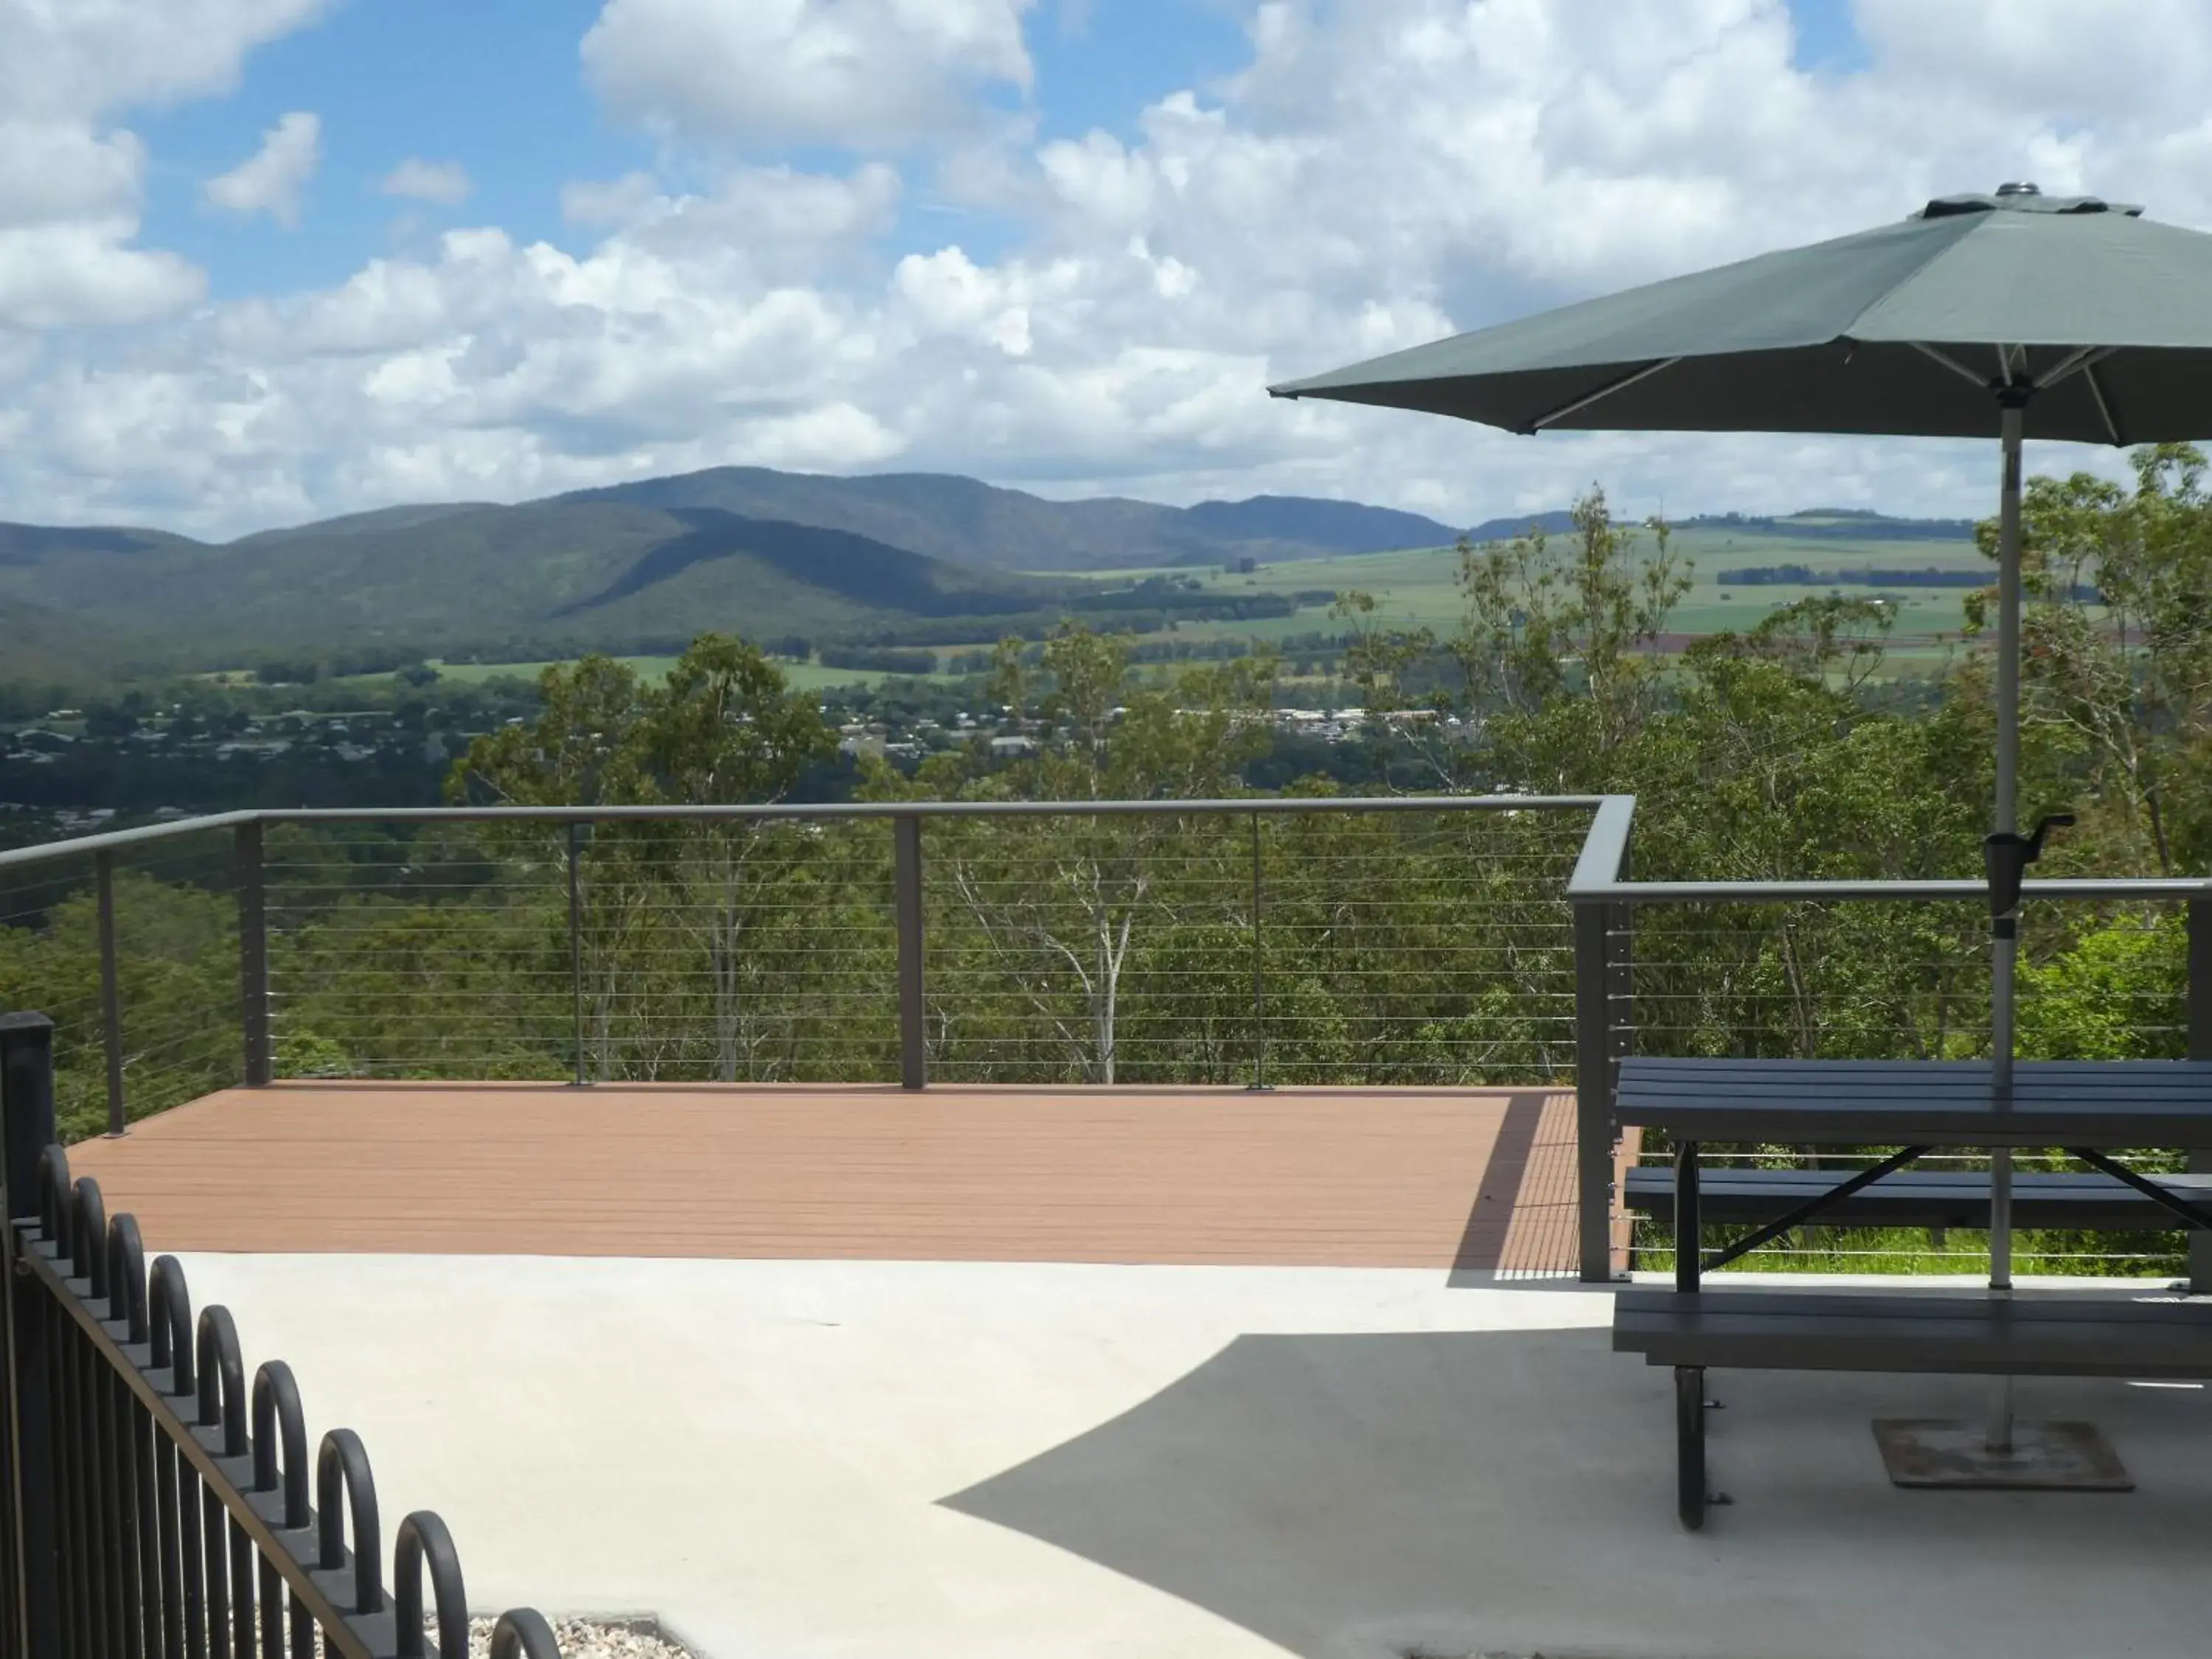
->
(164, 1254, 2212, 1659)
(64, 1083, 2212, 1659)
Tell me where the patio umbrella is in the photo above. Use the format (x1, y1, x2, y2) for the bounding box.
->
(1270, 182, 2212, 1450)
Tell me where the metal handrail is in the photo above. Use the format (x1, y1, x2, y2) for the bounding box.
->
(1560, 794, 2212, 903)
(0, 810, 259, 872)
(12, 792, 2201, 900)
(1573, 874, 2212, 902)
(0, 796, 1601, 875)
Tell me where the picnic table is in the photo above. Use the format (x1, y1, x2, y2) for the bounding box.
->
(1608, 1056, 2212, 1528)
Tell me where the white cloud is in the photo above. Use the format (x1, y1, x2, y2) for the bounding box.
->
(18, 0, 2212, 538)
(378, 158, 471, 206)
(560, 171, 662, 229)
(0, 2, 325, 328)
(0, 124, 148, 228)
(580, 0, 1034, 148)
(0, 221, 204, 329)
(0, 0, 333, 122)
(205, 111, 322, 226)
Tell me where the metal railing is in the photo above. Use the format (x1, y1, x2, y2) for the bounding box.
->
(10, 793, 2212, 1285)
(0, 797, 1600, 1111)
(0, 1012, 563, 1659)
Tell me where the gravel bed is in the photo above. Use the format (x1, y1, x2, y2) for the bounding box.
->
(450, 1618, 693, 1659)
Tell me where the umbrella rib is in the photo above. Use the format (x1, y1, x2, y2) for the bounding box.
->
(2034, 345, 2111, 392)
(2084, 364, 2126, 445)
(1910, 341, 1989, 389)
(1526, 357, 1683, 431)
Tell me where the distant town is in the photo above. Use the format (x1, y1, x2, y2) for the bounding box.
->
(0, 667, 1444, 846)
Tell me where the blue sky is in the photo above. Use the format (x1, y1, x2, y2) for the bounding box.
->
(1, 0, 2187, 538)
(133, 0, 1868, 301)
(133, 0, 1278, 300)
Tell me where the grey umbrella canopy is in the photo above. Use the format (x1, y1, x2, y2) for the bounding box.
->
(1274, 183, 2212, 1453)
(1272, 187, 2212, 443)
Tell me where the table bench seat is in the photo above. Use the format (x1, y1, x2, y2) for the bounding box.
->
(1623, 1165, 2211, 1234)
(1614, 1286, 2212, 1377)
(1613, 1286, 2212, 1528)
(1614, 1057, 2212, 1147)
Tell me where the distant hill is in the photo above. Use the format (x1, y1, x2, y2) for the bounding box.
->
(1179, 495, 1462, 554)
(0, 501, 1060, 672)
(0, 522, 198, 566)
(556, 469, 1470, 571)
(0, 465, 1983, 678)
(1464, 509, 1581, 543)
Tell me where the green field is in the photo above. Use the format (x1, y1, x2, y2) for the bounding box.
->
(1051, 524, 1989, 655)
(223, 521, 1994, 695)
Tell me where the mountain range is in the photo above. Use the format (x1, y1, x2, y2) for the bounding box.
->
(0, 465, 1973, 680)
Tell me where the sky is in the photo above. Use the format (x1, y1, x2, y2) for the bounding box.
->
(4, 0, 2211, 540)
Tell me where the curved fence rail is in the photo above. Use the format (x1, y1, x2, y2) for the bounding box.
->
(0, 1012, 562, 1659)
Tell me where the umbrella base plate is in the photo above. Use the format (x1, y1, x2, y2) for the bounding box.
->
(1873, 1418, 2132, 1490)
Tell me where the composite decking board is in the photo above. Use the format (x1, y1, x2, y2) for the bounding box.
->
(64, 1082, 1610, 1267)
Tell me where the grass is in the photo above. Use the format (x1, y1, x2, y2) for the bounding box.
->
(1634, 1224, 2184, 1279)
(1014, 525, 1992, 667)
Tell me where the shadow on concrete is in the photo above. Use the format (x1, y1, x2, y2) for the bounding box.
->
(1450, 1088, 1548, 1275)
(941, 1322, 2212, 1659)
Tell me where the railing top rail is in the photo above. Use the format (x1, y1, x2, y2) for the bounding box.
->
(0, 810, 259, 873)
(1572, 875, 2212, 904)
(255, 795, 1604, 824)
(1559, 796, 2211, 902)
(3, 791, 2200, 901)
(0, 794, 1604, 874)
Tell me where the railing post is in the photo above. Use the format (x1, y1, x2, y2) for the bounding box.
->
(1574, 897, 1615, 1282)
(894, 815, 926, 1091)
(235, 821, 270, 1087)
(567, 822, 586, 1088)
(1249, 813, 1268, 1092)
(1610, 831, 1633, 1090)
(96, 851, 125, 1137)
(1, 1011, 62, 1659)
(2188, 898, 2212, 1293)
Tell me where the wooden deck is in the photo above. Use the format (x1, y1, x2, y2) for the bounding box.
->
(65, 1082, 1632, 1271)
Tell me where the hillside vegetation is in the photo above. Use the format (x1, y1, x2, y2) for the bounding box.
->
(0, 462, 1979, 682)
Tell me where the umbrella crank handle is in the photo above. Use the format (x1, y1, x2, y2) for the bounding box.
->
(1983, 813, 2076, 919)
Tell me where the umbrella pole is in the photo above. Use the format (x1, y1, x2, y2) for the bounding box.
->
(1986, 400, 2025, 1453)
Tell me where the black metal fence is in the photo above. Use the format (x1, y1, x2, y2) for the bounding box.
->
(0, 1011, 564, 1659)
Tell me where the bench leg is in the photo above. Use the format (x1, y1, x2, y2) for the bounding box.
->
(1676, 1365, 1707, 1530)
(1674, 1140, 1701, 1293)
